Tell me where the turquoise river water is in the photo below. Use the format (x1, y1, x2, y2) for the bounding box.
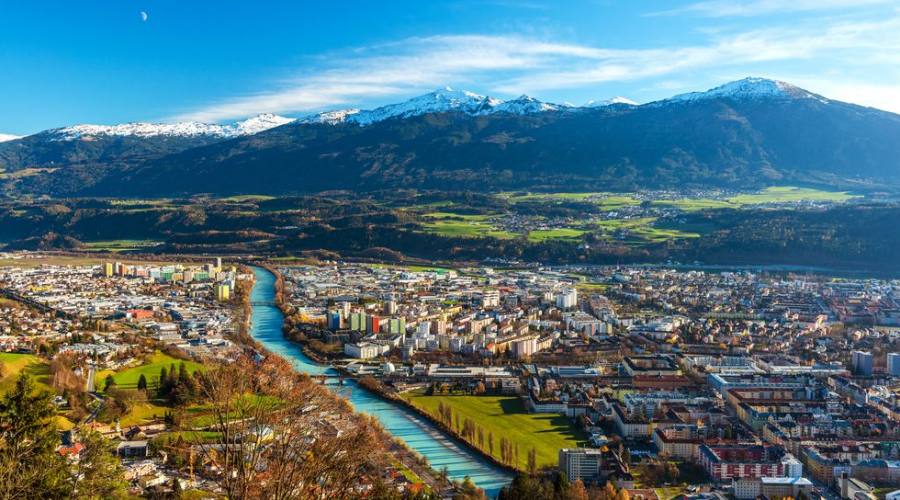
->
(248, 266, 513, 496)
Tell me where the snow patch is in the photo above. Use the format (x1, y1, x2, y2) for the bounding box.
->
(50, 114, 295, 141)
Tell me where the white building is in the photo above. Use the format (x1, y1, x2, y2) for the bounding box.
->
(556, 288, 578, 309)
(559, 448, 603, 483)
(344, 342, 383, 359)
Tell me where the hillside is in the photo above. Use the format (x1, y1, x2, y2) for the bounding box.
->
(4, 78, 900, 197)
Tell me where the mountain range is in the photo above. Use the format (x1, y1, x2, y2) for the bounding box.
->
(3, 77, 900, 196)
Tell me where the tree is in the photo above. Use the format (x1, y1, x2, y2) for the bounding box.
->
(103, 374, 116, 391)
(527, 447, 537, 475)
(158, 366, 168, 391)
(0, 373, 71, 498)
(137, 374, 148, 391)
(189, 354, 390, 499)
(68, 430, 127, 499)
(569, 479, 589, 500)
(454, 476, 486, 500)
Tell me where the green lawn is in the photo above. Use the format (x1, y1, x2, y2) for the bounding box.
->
(503, 192, 640, 209)
(421, 217, 516, 240)
(727, 186, 859, 205)
(652, 199, 737, 211)
(527, 228, 586, 242)
(82, 240, 161, 252)
(219, 194, 276, 202)
(119, 401, 171, 426)
(97, 352, 204, 390)
(593, 217, 699, 244)
(0, 353, 51, 394)
(403, 390, 587, 471)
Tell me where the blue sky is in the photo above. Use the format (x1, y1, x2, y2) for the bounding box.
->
(2, 0, 900, 134)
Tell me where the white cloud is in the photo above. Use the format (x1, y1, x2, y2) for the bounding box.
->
(651, 0, 893, 17)
(175, 35, 607, 122)
(176, 14, 900, 122)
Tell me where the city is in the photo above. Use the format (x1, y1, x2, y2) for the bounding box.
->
(0, 252, 898, 498)
(3, 1, 900, 498)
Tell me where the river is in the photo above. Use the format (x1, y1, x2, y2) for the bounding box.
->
(247, 266, 513, 496)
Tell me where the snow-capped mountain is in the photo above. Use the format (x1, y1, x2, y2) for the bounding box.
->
(300, 109, 362, 125)
(49, 113, 294, 141)
(665, 77, 824, 104)
(0, 133, 21, 143)
(584, 96, 638, 107)
(300, 87, 564, 126)
(346, 87, 502, 126)
(493, 95, 566, 114)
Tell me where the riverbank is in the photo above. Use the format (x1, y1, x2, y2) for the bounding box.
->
(355, 376, 522, 475)
(245, 266, 513, 495)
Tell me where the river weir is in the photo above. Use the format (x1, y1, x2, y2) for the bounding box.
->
(247, 266, 513, 496)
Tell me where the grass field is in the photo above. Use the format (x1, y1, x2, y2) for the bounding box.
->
(575, 282, 609, 293)
(0, 255, 179, 269)
(594, 217, 699, 244)
(527, 228, 586, 242)
(403, 390, 587, 470)
(728, 186, 859, 205)
(96, 352, 204, 390)
(420, 212, 516, 239)
(119, 401, 171, 426)
(220, 194, 276, 202)
(652, 199, 737, 211)
(82, 240, 161, 252)
(0, 353, 51, 394)
(503, 192, 640, 209)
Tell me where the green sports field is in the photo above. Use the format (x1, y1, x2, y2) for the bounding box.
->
(403, 389, 587, 471)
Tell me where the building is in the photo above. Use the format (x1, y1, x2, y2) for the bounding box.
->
(837, 472, 876, 500)
(511, 335, 538, 359)
(215, 284, 230, 302)
(327, 311, 341, 330)
(653, 425, 702, 460)
(852, 350, 874, 376)
(103, 262, 114, 277)
(349, 312, 366, 332)
(698, 444, 798, 481)
(888, 353, 900, 377)
(559, 448, 603, 483)
(344, 342, 382, 360)
(734, 477, 814, 499)
(556, 288, 578, 309)
(366, 315, 381, 334)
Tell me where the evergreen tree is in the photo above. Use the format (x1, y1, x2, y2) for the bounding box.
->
(104, 374, 116, 391)
(137, 373, 148, 391)
(158, 367, 168, 393)
(0, 373, 71, 497)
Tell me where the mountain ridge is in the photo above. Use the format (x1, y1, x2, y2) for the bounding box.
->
(3, 77, 900, 197)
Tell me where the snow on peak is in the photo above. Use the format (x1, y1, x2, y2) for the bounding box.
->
(585, 96, 638, 107)
(345, 87, 501, 126)
(301, 88, 565, 126)
(0, 133, 21, 143)
(231, 113, 295, 135)
(493, 95, 563, 114)
(300, 108, 362, 125)
(50, 114, 295, 141)
(668, 77, 820, 103)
